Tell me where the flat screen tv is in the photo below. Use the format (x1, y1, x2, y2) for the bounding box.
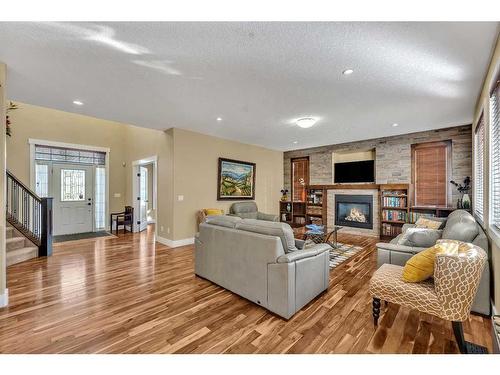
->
(334, 160, 375, 183)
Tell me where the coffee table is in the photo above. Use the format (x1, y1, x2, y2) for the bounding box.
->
(294, 225, 343, 248)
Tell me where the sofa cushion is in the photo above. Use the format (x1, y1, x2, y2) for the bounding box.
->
(231, 201, 258, 214)
(415, 217, 445, 230)
(236, 219, 297, 253)
(442, 210, 479, 243)
(235, 211, 258, 219)
(397, 228, 443, 248)
(205, 215, 242, 228)
(204, 208, 224, 216)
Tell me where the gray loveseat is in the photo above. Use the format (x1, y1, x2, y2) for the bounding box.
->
(195, 216, 330, 319)
(376, 210, 490, 315)
(229, 201, 279, 222)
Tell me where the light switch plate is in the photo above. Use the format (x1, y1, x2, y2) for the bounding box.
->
(114, 193, 121, 198)
(178, 195, 184, 201)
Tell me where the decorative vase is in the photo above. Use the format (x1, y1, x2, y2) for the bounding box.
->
(281, 194, 288, 202)
(457, 198, 462, 209)
(462, 194, 471, 209)
(286, 203, 291, 212)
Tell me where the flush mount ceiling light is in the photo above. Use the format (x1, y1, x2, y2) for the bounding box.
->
(392, 123, 399, 127)
(73, 100, 84, 106)
(293, 141, 298, 144)
(295, 117, 317, 128)
(342, 69, 354, 75)
(216, 117, 222, 121)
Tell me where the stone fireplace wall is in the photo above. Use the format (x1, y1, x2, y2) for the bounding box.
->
(327, 189, 380, 237)
(283, 125, 472, 205)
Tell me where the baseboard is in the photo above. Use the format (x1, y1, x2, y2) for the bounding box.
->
(156, 236, 194, 248)
(0, 288, 9, 308)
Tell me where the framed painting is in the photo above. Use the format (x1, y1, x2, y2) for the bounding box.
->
(217, 158, 256, 200)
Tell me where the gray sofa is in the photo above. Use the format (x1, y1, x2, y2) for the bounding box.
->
(376, 210, 490, 315)
(195, 215, 330, 319)
(229, 201, 279, 222)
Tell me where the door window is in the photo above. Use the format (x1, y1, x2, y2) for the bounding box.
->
(35, 164, 49, 197)
(61, 169, 86, 201)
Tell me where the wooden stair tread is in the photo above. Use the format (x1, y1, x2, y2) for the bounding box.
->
(6, 246, 38, 266)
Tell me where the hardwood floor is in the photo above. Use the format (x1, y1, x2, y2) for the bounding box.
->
(0, 226, 493, 353)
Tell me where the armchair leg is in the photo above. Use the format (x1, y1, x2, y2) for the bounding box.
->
(452, 321, 467, 354)
(372, 298, 381, 326)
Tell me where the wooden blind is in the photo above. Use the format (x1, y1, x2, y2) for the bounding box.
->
(474, 115, 485, 221)
(291, 157, 309, 202)
(491, 81, 500, 229)
(412, 141, 451, 207)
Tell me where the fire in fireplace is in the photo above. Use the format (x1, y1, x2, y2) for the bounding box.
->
(335, 194, 373, 229)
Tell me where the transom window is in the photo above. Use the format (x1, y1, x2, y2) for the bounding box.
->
(61, 169, 86, 201)
(35, 145, 105, 165)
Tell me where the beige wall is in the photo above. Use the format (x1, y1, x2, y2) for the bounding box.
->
(5, 103, 283, 243)
(472, 32, 500, 312)
(0, 63, 6, 301)
(6, 102, 174, 240)
(171, 128, 283, 240)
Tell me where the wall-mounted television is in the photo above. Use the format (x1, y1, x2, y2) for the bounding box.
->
(334, 160, 375, 183)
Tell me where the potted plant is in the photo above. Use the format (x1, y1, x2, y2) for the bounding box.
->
(6, 101, 18, 137)
(450, 177, 471, 209)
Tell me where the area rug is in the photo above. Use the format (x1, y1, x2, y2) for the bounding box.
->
(328, 242, 364, 269)
(53, 231, 116, 243)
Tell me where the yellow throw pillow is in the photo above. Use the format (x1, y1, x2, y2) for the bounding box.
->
(415, 217, 442, 230)
(204, 208, 223, 216)
(402, 244, 443, 282)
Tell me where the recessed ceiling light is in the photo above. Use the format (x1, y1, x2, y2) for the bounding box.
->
(295, 117, 317, 128)
(342, 69, 354, 75)
(392, 123, 399, 127)
(293, 141, 298, 144)
(216, 117, 222, 121)
(73, 100, 84, 106)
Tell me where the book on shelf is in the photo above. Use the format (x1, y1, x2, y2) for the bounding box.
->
(381, 210, 407, 222)
(381, 223, 403, 236)
(382, 196, 407, 208)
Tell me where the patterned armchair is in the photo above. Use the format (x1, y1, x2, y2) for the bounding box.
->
(369, 239, 488, 354)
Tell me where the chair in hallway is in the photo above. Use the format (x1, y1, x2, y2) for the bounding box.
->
(369, 240, 488, 354)
(110, 206, 134, 234)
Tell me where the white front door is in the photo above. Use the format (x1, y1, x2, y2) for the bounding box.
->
(139, 166, 148, 232)
(53, 164, 94, 235)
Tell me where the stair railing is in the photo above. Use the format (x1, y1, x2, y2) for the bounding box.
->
(5, 170, 53, 256)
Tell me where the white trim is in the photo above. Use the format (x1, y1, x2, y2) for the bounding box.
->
(28, 138, 111, 232)
(0, 288, 8, 308)
(131, 156, 158, 238)
(156, 236, 194, 248)
(28, 138, 110, 153)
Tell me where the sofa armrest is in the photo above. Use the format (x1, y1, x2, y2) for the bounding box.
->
(376, 242, 426, 254)
(257, 212, 279, 222)
(277, 243, 331, 263)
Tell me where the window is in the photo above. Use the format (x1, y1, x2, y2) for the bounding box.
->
(491, 80, 500, 229)
(95, 167, 106, 229)
(35, 145, 105, 165)
(61, 169, 85, 201)
(291, 157, 309, 202)
(411, 141, 451, 207)
(35, 163, 49, 197)
(474, 115, 485, 221)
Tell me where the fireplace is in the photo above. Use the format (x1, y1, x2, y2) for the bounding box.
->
(335, 194, 373, 229)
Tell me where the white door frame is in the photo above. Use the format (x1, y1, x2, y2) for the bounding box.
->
(132, 155, 158, 236)
(28, 138, 110, 231)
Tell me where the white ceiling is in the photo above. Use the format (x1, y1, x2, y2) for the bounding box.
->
(0, 22, 498, 151)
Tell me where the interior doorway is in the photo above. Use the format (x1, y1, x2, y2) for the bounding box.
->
(132, 156, 157, 234)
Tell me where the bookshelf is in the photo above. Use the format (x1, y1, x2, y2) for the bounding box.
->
(305, 187, 327, 226)
(279, 201, 307, 227)
(380, 184, 410, 239)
